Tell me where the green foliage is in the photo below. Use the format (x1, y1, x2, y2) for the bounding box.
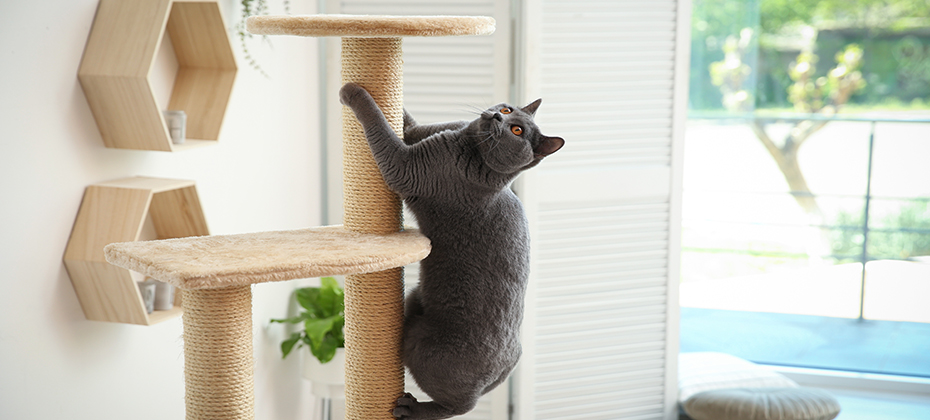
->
(760, 0, 930, 34)
(236, 0, 291, 78)
(758, 0, 818, 34)
(709, 29, 756, 112)
(832, 210, 866, 261)
(787, 44, 866, 112)
(692, 0, 760, 39)
(691, 0, 930, 110)
(270, 277, 345, 364)
(831, 200, 930, 262)
(893, 36, 930, 94)
(708, 29, 866, 113)
(689, 0, 760, 109)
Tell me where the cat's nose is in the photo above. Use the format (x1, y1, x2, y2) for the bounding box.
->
(492, 113, 503, 122)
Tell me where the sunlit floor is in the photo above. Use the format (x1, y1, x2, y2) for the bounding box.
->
(829, 388, 930, 420)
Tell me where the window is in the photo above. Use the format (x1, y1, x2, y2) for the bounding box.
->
(682, 0, 930, 378)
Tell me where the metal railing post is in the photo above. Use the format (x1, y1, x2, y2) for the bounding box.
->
(858, 121, 877, 321)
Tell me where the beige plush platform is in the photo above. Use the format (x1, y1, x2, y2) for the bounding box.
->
(104, 225, 430, 289)
(246, 14, 496, 37)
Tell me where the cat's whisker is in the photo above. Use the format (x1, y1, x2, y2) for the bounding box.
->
(474, 127, 499, 148)
(486, 136, 502, 153)
(462, 104, 487, 116)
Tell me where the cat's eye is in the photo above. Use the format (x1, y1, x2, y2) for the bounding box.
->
(511, 125, 523, 136)
(500, 107, 512, 114)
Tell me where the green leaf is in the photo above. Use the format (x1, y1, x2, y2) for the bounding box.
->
(331, 316, 345, 346)
(324, 277, 345, 315)
(320, 276, 339, 290)
(304, 315, 340, 348)
(272, 279, 345, 363)
(269, 315, 306, 324)
(318, 287, 336, 316)
(318, 277, 344, 316)
(280, 332, 302, 359)
(296, 287, 323, 318)
(332, 288, 345, 316)
(310, 334, 339, 364)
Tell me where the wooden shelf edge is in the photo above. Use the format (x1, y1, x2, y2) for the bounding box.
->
(64, 177, 208, 325)
(104, 225, 432, 290)
(78, 0, 236, 152)
(146, 306, 183, 325)
(92, 176, 196, 191)
(167, 139, 217, 152)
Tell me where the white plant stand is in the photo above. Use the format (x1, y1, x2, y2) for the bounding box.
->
(303, 348, 346, 420)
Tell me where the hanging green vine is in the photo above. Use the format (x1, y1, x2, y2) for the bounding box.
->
(237, 0, 290, 78)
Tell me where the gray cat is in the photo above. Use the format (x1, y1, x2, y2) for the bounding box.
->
(339, 82, 564, 420)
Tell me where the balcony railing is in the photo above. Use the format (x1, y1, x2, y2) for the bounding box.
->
(686, 111, 930, 320)
(680, 112, 930, 377)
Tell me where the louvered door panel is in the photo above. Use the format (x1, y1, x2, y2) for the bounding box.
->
(516, 0, 687, 419)
(536, 1, 678, 169)
(533, 200, 672, 420)
(402, 36, 499, 122)
(338, 0, 506, 123)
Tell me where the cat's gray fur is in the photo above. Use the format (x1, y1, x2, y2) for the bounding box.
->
(339, 82, 564, 420)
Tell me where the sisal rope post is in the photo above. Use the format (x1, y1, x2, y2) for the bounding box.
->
(182, 286, 255, 420)
(340, 37, 406, 420)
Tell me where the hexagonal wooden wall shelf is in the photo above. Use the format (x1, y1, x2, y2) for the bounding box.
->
(64, 177, 210, 325)
(78, 0, 237, 151)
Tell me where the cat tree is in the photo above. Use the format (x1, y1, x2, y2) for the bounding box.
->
(105, 15, 494, 420)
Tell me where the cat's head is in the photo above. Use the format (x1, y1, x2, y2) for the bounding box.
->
(474, 99, 564, 174)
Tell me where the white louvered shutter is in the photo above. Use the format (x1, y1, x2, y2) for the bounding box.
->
(323, 1, 512, 419)
(512, 1, 689, 419)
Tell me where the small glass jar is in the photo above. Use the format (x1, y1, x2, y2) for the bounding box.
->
(163, 110, 187, 144)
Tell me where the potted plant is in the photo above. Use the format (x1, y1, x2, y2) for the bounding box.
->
(271, 277, 345, 399)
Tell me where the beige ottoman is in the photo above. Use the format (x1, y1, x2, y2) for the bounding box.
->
(679, 352, 841, 420)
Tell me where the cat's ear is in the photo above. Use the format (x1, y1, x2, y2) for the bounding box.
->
(522, 99, 542, 116)
(534, 136, 564, 158)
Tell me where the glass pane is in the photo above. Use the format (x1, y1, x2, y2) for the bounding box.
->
(682, 0, 930, 379)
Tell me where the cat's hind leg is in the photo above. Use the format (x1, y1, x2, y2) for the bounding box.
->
(392, 392, 480, 420)
(404, 287, 425, 319)
(481, 364, 514, 395)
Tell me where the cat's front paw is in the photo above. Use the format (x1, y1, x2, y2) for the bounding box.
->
(392, 393, 418, 419)
(339, 82, 370, 108)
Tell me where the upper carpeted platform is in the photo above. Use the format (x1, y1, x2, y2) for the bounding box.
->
(246, 14, 496, 38)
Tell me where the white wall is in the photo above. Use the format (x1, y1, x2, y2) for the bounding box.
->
(0, 1, 323, 419)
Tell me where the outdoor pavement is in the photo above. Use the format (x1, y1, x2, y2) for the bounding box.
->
(680, 259, 930, 323)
